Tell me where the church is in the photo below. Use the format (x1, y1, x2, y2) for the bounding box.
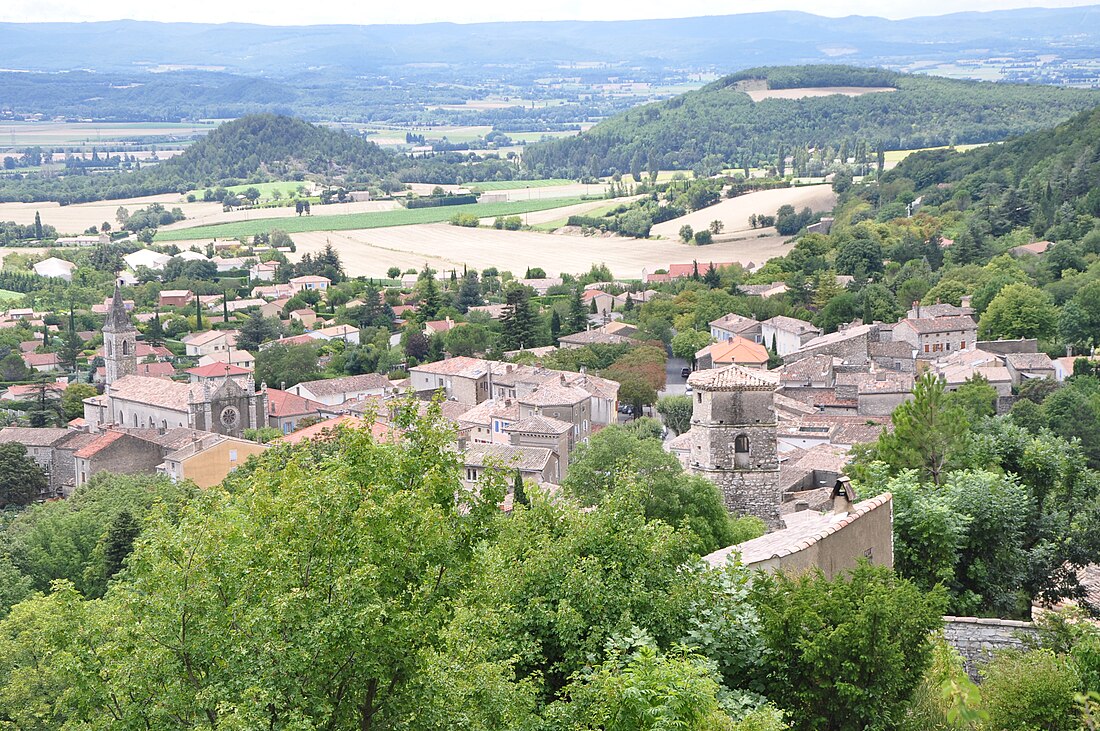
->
(84, 288, 268, 438)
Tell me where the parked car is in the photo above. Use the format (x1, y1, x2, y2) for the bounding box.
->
(680, 367, 691, 378)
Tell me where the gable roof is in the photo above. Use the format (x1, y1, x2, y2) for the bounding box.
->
(464, 443, 552, 472)
(266, 388, 327, 418)
(185, 363, 253, 378)
(295, 373, 392, 398)
(704, 336, 769, 365)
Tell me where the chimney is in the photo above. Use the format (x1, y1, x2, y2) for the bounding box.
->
(560, 373, 567, 385)
(961, 295, 972, 309)
(832, 476, 855, 515)
(794, 500, 810, 512)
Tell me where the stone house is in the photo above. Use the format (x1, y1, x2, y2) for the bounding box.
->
(695, 336, 769, 370)
(409, 357, 492, 405)
(709, 313, 762, 343)
(158, 289, 194, 308)
(158, 433, 267, 488)
(1004, 352, 1056, 386)
(289, 373, 393, 407)
(760, 316, 822, 357)
(892, 315, 977, 359)
(288, 275, 331, 293)
(265, 388, 334, 434)
(462, 444, 556, 487)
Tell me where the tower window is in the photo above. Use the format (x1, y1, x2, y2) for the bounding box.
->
(122, 340, 130, 356)
(734, 434, 750, 468)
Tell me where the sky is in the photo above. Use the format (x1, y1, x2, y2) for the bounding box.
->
(1, 0, 1098, 25)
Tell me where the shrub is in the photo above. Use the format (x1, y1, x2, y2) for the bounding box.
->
(981, 650, 1080, 731)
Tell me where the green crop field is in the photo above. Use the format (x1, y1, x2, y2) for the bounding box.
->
(468, 179, 575, 191)
(155, 197, 591, 241)
(531, 201, 622, 231)
(187, 181, 311, 200)
(0, 289, 25, 303)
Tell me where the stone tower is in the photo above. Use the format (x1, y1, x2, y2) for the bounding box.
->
(687, 364, 782, 529)
(103, 285, 137, 386)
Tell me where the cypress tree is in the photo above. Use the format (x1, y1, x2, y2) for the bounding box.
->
(103, 510, 141, 579)
(567, 287, 588, 333)
(513, 471, 528, 508)
(195, 295, 203, 330)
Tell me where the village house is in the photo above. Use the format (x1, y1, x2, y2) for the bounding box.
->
(581, 289, 615, 319)
(761, 316, 822, 357)
(462, 444, 557, 488)
(157, 433, 267, 488)
(458, 397, 521, 445)
(182, 329, 239, 357)
(288, 373, 394, 407)
(557, 329, 634, 349)
(185, 362, 254, 385)
(1004, 351, 1056, 385)
(695, 336, 769, 370)
(158, 289, 194, 308)
(249, 261, 279, 282)
(710, 313, 763, 343)
(893, 314, 977, 358)
(308, 324, 360, 345)
(410, 357, 492, 404)
(288, 275, 331, 293)
(265, 388, 335, 434)
(196, 349, 256, 370)
(516, 277, 563, 296)
(290, 308, 320, 328)
(22, 352, 60, 373)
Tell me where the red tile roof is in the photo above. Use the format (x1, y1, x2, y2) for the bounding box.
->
(185, 363, 253, 378)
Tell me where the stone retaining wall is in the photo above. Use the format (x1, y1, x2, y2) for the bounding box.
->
(942, 615, 1037, 680)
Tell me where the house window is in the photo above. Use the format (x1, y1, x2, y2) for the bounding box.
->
(465, 468, 477, 481)
(229, 450, 238, 462)
(961, 341, 966, 350)
(696, 392, 702, 404)
(734, 434, 750, 468)
(924, 345, 930, 353)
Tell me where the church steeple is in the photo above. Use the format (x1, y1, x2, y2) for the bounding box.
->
(103, 285, 137, 385)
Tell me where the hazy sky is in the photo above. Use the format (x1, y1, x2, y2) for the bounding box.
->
(1, 0, 1098, 25)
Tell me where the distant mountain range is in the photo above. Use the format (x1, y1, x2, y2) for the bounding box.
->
(2, 7, 1099, 75)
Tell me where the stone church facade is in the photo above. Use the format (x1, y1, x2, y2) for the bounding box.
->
(686, 365, 782, 529)
(85, 287, 267, 439)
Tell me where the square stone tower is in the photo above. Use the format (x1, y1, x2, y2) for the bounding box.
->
(687, 364, 782, 529)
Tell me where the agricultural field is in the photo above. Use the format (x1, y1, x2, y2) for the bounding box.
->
(650, 184, 837, 240)
(883, 142, 991, 167)
(156, 197, 592, 241)
(467, 179, 574, 191)
(0, 289, 24, 303)
(744, 86, 896, 102)
(291, 222, 794, 281)
(0, 121, 218, 150)
(0, 194, 222, 236)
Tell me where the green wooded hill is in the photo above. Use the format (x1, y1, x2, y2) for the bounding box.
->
(887, 104, 1100, 242)
(0, 114, 396, 205)
(522, 65, 1100, 178)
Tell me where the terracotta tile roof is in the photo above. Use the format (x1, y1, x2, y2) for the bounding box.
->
(74, 431, 127, 459)
(703, 336, 769, 365)
(709, 313, 760, 333)
(557, 330, 634, 346)
(687, 364, 779, 391)
(0, 426, 72, 447)
(1005, 352, 1055, 370)
(668, 262, 734, 278)
(182, 329, 238, 347)
(296, 373, 392, 398)
(289, 275, 331, 284)
(464, 444, 552, 472)
(762, 315, 821, 336)
(505, 414, 572, 435)
(411, 356, 490, 378)
(277, 416, 399, 445)
(704, 493, 893, 568)
(458, 398, 520, 427)
(266, 388, 327, 418)
(780, 354, 835, 382)
(22, 352, 59, 367)
(108, 375, 198, 412)
(185, 363, 253, 378)
(520, 381, 590, 407)
(899, 315, 976, 334)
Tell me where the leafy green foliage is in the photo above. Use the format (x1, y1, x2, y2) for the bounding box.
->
(981, 650, 1081, 731)
(747, 562, 946, 731)
(0, 443, 46, 508)
(876, 373, 970, 486)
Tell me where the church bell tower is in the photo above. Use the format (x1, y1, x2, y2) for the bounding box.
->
(103, 285, 137, 385)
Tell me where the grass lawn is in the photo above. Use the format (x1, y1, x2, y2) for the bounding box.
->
(0, 289, 24, 303)
(155, 197, 591, 241)
(468, 179, 575, 192)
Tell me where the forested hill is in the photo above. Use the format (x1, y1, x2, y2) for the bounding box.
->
(152, 115, 393, 186)
(521, 66, 1100, 178)
(0, 115, 396, 204)
(885, 104, 1100, 243)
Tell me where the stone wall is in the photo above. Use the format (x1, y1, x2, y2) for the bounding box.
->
(696, 467, 783, 529)
(942, 616, 1037, 680)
